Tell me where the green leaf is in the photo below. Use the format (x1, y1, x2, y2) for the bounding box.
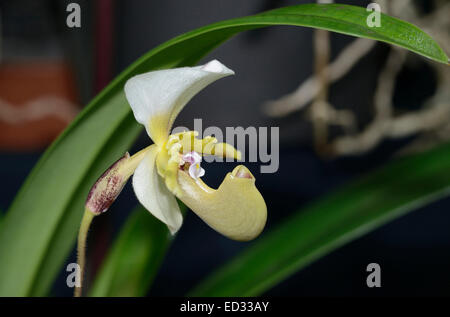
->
(189, 142, 450, 296)
(0, 3, 447, 296)
(88, 207, 170, 297)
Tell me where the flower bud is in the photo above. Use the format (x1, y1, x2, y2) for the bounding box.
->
(85, 152, 133, 214)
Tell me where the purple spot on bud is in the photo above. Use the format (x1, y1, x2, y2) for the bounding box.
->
(85, 153, 130, 214)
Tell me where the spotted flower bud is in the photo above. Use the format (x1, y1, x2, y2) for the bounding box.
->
(85, 149, 147, 214)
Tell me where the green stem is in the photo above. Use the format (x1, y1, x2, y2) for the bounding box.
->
(74, 209, 95, 297)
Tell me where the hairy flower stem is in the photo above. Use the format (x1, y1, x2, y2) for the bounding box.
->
(74, 209, 95, 297)
(75, 147, 150, 297)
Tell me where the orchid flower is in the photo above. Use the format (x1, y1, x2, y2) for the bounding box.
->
(83, 58, 266, 235)
(76, 60, 267, 296)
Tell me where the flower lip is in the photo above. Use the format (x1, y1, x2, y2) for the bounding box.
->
(231, 165, 255, 180)
(176, 164, 266, 241)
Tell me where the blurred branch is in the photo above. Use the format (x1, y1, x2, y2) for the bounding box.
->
(310, 0, 333, 152)
(331, 48, 407, 155)
(264, 0, 450, 157)
(263, 37, 376, 117)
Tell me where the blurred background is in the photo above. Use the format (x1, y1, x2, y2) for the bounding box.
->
(0, 0, 449, 296)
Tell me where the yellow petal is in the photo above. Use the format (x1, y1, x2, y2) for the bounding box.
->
(176, 165, 267, 241)
(204, 142, 242, 161)
(177, 132, 241, 160)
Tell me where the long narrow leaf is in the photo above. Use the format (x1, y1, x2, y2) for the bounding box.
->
(0, 4, 447, 296)
(189, 142, 450, 296)
(88, 207, 170, 297)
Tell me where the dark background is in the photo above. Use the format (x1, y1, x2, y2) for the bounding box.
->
(0, 0, 449, 296)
